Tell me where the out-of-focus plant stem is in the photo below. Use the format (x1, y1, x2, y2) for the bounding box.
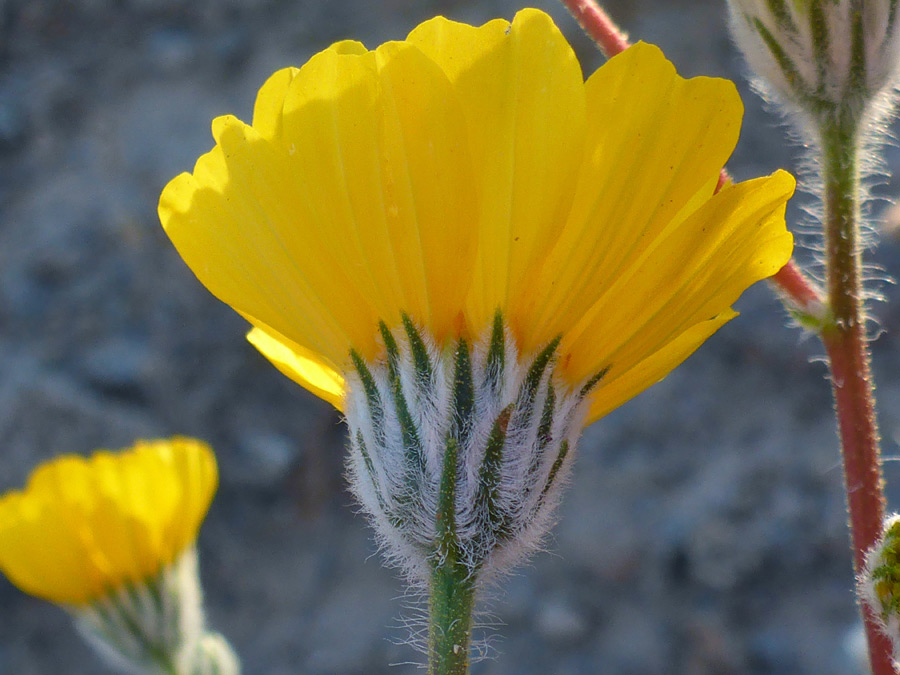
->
(558, 0, 629, 56)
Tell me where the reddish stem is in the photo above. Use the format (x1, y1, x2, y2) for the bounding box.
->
(824, 331, 893, 674)
(559, 0, 630, 57)
(771, 260, 824, 312)
(819, 114, 892, 674)
(716, 168, 731, 193)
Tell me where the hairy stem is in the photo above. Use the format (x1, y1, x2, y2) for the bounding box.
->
(772, 260, 825, 312)
(428, 563, 475, 675)
(558, 0, 629, 57)
(429, 436, 475, 675)
(819, 114, 893, 675)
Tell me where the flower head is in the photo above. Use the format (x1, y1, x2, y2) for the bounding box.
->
(159, 9, 793, 579)
(0, 437, 217, 605)
(0, 438, 235, 674)
(728, 0, 900, 119)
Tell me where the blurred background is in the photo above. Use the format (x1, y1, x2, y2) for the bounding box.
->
(3, 0, 900, 672)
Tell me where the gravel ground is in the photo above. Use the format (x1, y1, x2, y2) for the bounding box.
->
(2, 0, 900, 672)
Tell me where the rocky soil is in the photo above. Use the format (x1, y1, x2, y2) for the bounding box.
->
(2, 0, 900, 672)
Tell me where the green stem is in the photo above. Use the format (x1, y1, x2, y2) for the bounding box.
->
(429, 436, 476, 675)
(819, 113, 894, 675)
(428, 561, 476, 675)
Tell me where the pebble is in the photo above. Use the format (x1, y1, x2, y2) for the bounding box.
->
(146, 28, 197, 73)
(77, 337, 150, 395)
(229, 431, 299, 488)
(0, 95, 28, 153)
(535, 598, 589, 645)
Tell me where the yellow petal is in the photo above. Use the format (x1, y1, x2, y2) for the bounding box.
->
(0, 438, 217, 606)
(162, 40, 478, 366)
(563, 170, 794, 386)
(252, 41, 366, 142)
(161, 119, 370, 367)
(514, 41, 746, 354)
(247, 324, 346, 410)
(251, 67, 300, 142)
(81, 455, 152, 588)
(165, 438, 218, 563)
(276, 41, 477, 349)
(371, 40, 478, 342)
(585, 310, 736, 423)
(409, 9, 587, 335)
(0, 491, 98, 605)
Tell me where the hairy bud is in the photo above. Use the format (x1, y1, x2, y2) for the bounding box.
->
(860, 514, 900, 661)
(727, 0, 900, 120)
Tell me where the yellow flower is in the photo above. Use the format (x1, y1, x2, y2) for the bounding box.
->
(159, 8, 793, 425)
(158, 8, 795, 587)
(0, 437, 217, 606)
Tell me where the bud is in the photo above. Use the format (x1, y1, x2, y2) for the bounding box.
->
(0, 439, 241, 674)
(74, 548, 220, 675)
(344, 312, 599, 585)
(727, 0, 900, 120)
(76, 549, 240, 675)
(860, 514, 900, 660)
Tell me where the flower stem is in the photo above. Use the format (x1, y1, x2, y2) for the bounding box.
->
(819, 113, 893, 675)
(428, 436, 476, 675)
(772, 260, 824, 313)
(559, 0, 629, 57)
(428, 562, 475, 675)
